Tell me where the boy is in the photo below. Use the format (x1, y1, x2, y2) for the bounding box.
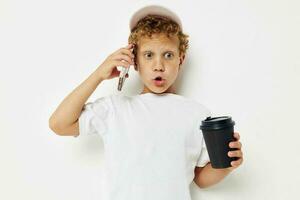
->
(49, 4, 244, 200)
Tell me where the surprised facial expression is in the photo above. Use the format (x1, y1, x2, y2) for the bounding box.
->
(135, 33, 184, 94)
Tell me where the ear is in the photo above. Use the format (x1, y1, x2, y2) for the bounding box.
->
(134, 63, 138, 71)
(179, 54, 185, 66)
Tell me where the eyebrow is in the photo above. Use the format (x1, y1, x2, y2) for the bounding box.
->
(141, 50, 175, 54)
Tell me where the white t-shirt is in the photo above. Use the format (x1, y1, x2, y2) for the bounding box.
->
(77, 92, 212, 200)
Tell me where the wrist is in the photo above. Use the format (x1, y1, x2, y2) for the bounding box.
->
(94, 69, 105, 81)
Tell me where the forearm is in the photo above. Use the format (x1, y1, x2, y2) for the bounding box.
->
(194, 163, 232, 189)
(49, 68, 104, 129)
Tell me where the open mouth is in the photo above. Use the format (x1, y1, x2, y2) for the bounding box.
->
(154, 76, 162, 81)
(153, 76, 165, 86)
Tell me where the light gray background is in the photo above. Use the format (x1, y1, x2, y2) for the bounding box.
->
(1, 0, 299, 199)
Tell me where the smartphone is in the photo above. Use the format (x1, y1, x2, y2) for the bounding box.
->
(117, 44, 137, 91)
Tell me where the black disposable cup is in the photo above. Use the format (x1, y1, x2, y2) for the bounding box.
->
(200, 116, 238, 169)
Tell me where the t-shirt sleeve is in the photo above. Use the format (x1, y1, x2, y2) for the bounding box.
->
(196, 137, 211, 167)
(196, 106, 212, 167)
(74, 95, 113, 138)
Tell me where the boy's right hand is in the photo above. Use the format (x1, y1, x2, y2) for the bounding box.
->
(96, 43, 135, 80)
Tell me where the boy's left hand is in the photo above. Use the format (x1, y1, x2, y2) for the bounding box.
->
(227, 132, 244, 171)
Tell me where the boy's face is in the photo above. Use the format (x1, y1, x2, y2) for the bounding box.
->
(135, 33, 185, 94)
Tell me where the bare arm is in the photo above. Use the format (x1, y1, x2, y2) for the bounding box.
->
(49, 69, 104, 136)
(193, 163, 232, 189)
(49, 43, 135, 136)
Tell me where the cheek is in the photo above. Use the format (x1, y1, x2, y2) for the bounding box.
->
(171, 71, 179, 79)
(169, 68, 180, 79)
(138, 67, 150, 78)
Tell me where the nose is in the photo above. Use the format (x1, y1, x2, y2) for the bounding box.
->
(153, 57, 165, 72)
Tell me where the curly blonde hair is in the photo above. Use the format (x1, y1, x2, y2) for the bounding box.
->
(128, 15, 189, 57)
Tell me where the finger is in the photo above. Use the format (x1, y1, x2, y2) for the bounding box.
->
(229, 141, 242, 149)
(126, 43, 134, 49)
(112, 47, 134, 59)
(113, 60, 131, 68)
(231, 157, 243, 167)
(234, 132, 240, 140)
(228, 150, 243, 157)
(120, 48, 135, 59)
(231, 161, 239, 167)
(114, 54, 134, 65)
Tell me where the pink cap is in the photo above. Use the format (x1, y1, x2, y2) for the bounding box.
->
(129, 5, 183, 32)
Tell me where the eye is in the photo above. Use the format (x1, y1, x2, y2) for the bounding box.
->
(164, 52, 174, 59)
(144, 52, 152, 59)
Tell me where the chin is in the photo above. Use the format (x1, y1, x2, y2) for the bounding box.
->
(149, 85, 174, 94)
(152, 90, 166, 94)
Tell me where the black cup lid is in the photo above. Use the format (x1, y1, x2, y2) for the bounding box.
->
(200, 116, 235, 130)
